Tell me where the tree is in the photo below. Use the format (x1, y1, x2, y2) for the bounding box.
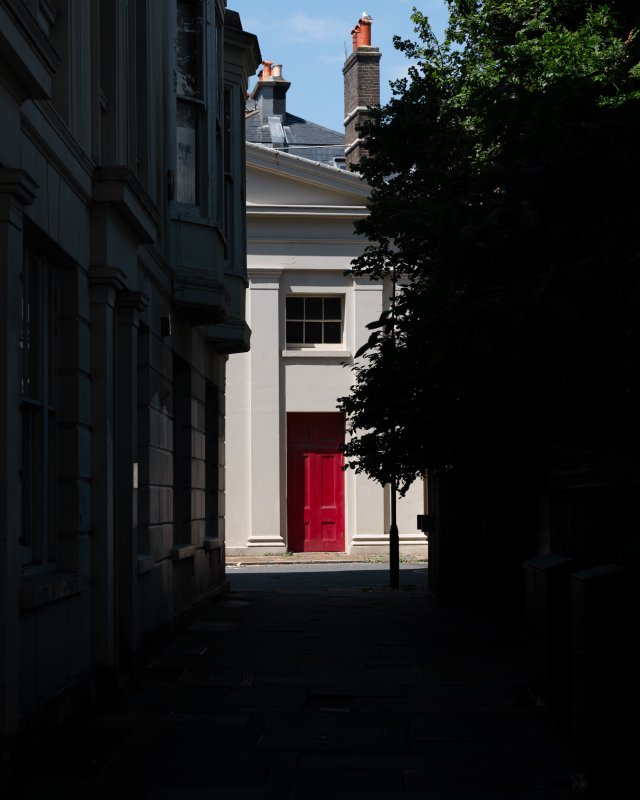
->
(339, 0, 640, 494)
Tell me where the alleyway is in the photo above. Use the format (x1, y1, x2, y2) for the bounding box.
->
(20, 564, 575, 799)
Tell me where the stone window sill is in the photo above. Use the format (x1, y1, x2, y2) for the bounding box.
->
(170, 544, 196, 561)
(281, 349, 352, 360)
(137, 554, 156, 575)
(204, 537, 223, 551)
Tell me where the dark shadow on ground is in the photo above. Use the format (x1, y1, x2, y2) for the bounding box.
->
(226, 564, 428, 593)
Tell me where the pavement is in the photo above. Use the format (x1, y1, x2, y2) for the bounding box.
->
(225, 552, 429, 565)
(17, 561, 577, 800)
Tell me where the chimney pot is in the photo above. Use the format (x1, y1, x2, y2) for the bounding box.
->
(358, 17, 372, 47)
(351, 25, 360, 52)
(351, 16, 373, 50)
(271, 64, 282, 78)
(262, 60, 273, 79)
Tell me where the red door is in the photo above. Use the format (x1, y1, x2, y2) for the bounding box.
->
(287, 413, 345, 552)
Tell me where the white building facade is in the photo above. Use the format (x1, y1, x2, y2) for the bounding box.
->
(225, 20, 427, 557)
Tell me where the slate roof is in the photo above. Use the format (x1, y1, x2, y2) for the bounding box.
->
(245, 110, 346, 169)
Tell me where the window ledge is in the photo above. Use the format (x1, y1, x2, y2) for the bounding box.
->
(137, 554, 156, 575)
(20, 571, 88, 611)
(170, 210, 219, 229)
(282, 349, 352, 360)
(204, 536, 223, 551)
(170, 544, 196, 561)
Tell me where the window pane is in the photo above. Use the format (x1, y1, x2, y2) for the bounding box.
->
(324, 322, 341, 344)
(21, 405, 43, 551)
(47, 408, 56, 562)
(324, 297, 341, 320)
(47, 270, 56, 398)
(286, 297, 304, 319)
(20, 405, 34, 546)
(176, 0, 203, 100)
(305, 297, 323, 320)
(215, 12, 223, 107)
(305, 321, 322, 344)
(21, 253, 42, 400)
(176, 101, 197, 204)
(20, 252, 56, 565)
(286, 321, 304, 344)
(216, 123, 223, 223)
(224, 86, 232, 174)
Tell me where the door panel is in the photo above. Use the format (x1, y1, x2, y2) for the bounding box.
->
(287, 413, 345, 552)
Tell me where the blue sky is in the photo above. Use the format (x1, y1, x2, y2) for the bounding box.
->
(235, 1, 451, 133)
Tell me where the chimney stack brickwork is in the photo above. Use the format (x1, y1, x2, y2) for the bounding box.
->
(343, 17, 381, 168)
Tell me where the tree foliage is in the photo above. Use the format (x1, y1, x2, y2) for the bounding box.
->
(338, 0, 640, 493)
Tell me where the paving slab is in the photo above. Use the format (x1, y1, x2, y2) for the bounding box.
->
(18, 563, 575, 799)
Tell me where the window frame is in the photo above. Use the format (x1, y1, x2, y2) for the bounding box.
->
(20, 249, 58, 568)
(222, 82, 235, 260)
(285, 294, 344, 350)
(174, 0, 208, 213)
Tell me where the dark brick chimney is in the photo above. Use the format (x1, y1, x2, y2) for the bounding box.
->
(343, 14, 381, 168)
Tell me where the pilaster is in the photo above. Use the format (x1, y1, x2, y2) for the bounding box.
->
(116, 290, 149, 663)
(88, 269, 125, 676)
(247, 269, 286, 550)
(349, 277, 385, 546)
(0, 169, 37, 738)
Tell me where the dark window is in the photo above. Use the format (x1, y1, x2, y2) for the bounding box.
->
(285, 296, 343, 347)
(223, 85, 233, 257)
(176, 0, 204, 205)
(176, 101, 198, 204)
(20, 250, 57, 564)
(176, 0, 203, 99)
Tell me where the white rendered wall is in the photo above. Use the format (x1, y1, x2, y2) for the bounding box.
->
(225, 155, 427, 555)
(226, 265, 427, 554)
(225, 349, 251, 548)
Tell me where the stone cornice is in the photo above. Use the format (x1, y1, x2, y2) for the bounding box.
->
(248, 267, 283, 279)
(21, 106, 94, 205)
(342, 47, 381, 74)
(344, 106, 372, 126)
(224, 20, 261, 77)
(88, 267, 127, 293)
(0, 0, 60, 100)
(248, 268, 283, 290)
(93, 167, 160, 245)
(173, 267, 229, 325)
(0, 168, 38, 227)
(0, 168, 38, 205)
(206, 319, 252, 354)
(118, 290, 150, 313)
(247, 204, 367, 219)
